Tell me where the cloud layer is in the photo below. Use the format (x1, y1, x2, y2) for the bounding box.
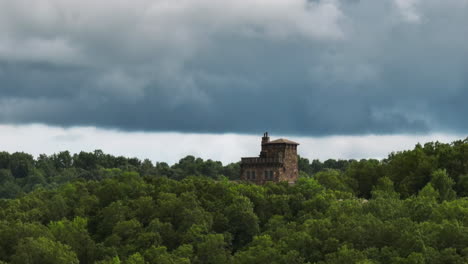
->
(1, 0, 467, 135)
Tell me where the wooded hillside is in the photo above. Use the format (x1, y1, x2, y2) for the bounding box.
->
(1, 138, 468, 263)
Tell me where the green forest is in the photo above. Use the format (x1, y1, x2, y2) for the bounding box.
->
(1, 139, 468, 263)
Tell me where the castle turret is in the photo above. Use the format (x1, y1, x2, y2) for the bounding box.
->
(261, 132, 270, 145)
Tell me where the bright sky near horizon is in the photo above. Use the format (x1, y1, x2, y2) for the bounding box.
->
(0, 124, 464, 165)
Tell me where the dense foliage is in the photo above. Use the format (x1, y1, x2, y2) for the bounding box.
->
(0, 151, 241, 199)
(0, 138, 468, 263)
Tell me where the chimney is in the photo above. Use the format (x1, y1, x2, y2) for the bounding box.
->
(261, 132, 270, 145)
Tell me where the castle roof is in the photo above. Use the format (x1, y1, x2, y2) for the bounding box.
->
(264, 138, 299, 145)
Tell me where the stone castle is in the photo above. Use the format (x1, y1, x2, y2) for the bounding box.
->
(240, 132, 299, 184)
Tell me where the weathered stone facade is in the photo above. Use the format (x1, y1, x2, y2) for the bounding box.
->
(240, 132, 299, 184)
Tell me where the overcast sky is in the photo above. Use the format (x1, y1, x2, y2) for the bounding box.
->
(0, 0, 467, 163)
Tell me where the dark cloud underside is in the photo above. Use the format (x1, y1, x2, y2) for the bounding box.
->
(0, 0, 467, 135)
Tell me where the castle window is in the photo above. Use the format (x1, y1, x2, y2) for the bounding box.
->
(265, 170, 274, 180)
(251, 171, 256, 180)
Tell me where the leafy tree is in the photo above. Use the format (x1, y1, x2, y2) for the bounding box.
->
(53, 151, 73, 169)
(49, 217, 96, 264)
(430, 169, 456, 201)
(314, 169, 355, 193)
(126, 253, 145, 264)
(233, 235, 303, 264)
(194, 234, 230, 264)
(225, 196, 260, 250)
(323, 245, 369, 264)
(345, 159, 383, 198)
(143, 246, 191, 264)
(10, 237, 79, 264)
(10, 152, 34, 178)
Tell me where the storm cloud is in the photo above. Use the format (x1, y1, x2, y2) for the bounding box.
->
(0, 0, 467, 135)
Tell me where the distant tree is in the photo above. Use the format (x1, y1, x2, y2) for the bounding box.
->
(430, 169, 456, 201)
(456, 174, 468, 197)
(0, 152, 10, 169)
(345, 159, 383, 198)
(10, 237, 79, 264)
(10, 152, 34, 178)
(193, 234, 230, 264)
(54, 151, 73, 169)
(314, 169, 355, 193)
(225, 196, 260, 250)
(73, 151, 99, 170)
(49, 217, 96, 264)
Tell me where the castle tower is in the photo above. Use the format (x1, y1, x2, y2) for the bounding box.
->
(240, 133, 299, 184)
(261, 132, 270, 144)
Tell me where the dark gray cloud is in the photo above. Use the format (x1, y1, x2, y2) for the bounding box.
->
(0, 0, 467, 135)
